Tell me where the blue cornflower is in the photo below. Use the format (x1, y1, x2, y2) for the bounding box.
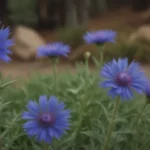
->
(100, 58, 147, 100)
(83, 30, 116, 45)
(0, 27, 14, 62)
(37, 42, 70, 58)
(22, 95, 70, 143)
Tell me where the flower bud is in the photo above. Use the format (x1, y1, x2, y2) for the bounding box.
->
(84, 51, 91, 59)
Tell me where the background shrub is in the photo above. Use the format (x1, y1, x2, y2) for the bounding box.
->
(8, 0, 38, 26)
(57, 27, 87, 49)
(104, 42, 137, 62)
(57, 28, 150, 64)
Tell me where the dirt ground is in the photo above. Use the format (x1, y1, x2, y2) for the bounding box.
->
(1, 7, 150, 79)
(0, 61, 77, 79)
(1, 61, 150, 80)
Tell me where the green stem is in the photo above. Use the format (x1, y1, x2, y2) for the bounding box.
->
(74, 97, 86, 149)
(52, 58, 57, 95)
(103, 96, 120, 150)
(43, 143, 54, 150)
(134, 103, 147, 126)
(97, 45, 104, 66)
(85, 58, 89, 77)
(100, 51, 103, 65)
(43, 143, 49, 150)
(123, 103, 148, 149)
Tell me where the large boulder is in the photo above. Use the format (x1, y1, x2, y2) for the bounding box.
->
(12, 26, 46, 61)
(129, 26, 150, 43)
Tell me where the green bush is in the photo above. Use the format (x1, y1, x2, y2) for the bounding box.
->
(8, 0, 38, 26)
(134, 39, 150, 63)
(103, 41, 150, 63)
(64, 40, 150, 64)
(0, 65, 150, 150)
(104, 42, 137, 62)
(71, 42, 138, 64)
(58, 27, 87, 49)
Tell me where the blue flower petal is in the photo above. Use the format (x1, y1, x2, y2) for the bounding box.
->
(23, 121, 38, 129)
(37, 42, 70, 58)
(26, 100, 39, 115)
(39, 95, 48, 112)
(22, 111, 37, 120)
(0, 27, 14, 62)
(48, 96, 58, 112)
(36, 129, 51, 143)
(84, 30, 117, 45)
(22, 96, 70, 143)
(100, 58, 147, 100)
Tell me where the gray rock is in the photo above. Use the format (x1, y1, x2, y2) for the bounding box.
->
(12, 25, 46, 61)
(129, 26, 150, 43)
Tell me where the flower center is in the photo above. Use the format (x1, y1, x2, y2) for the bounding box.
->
(38, 113, 55, 128)
(116, 72, 131, 86)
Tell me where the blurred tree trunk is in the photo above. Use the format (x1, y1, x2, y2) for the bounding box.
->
(132, 0, 150, 12)
(98, 0, 107, 12)
(37, 0, 59, 29)
(90, 0, 107, 17)
(37, 0, 49, 28)
(76, 0, 89, 26)
(39, 0, 49, 21)
(57, 0, 66, 27)
(65, 0, 78, 27)
(0, 0, 8, 23)
(48, 1, 59, 23)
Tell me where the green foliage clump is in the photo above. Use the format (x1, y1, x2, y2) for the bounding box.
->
(0, 65, 150, 150)
(58, 27, 87, 49)
(63, 39, 150, 64)
(102, 41, 150, 63)
(133, 39, 150, 63)
(8, 0, 38, 26)
(70, 42, 138, 63)
(104, 42, 137, 62)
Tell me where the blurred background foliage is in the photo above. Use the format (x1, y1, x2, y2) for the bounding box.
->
(0, 0, 150, 63)
(7, 0, 38, 26)
(2, 0, 149, 27)
(58, 27, 87, 49)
